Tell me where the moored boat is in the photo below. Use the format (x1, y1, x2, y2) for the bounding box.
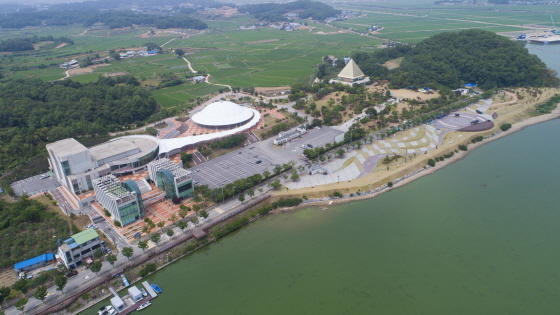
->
(150, 284, 162, 293)
(136, 301, 152, 311)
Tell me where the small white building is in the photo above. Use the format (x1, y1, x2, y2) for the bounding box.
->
(273, 128, 306, 145)
(111, 296, 125, 312)
(128, 286, 143, 302)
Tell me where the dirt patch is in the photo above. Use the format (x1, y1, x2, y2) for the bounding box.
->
(255, 86, 290, 96)
(201, 6, 238, 17)
(382, 57, 404, 69)
(106, 72, 128, 77)
(316, 30, 347, 35)
(33, 41, 53, 50)
(67, 63, 110, 77)
(55, 43, 67, 49)
(246, 39, 280, 44)
(389, 89, 440, 101)
(0, 269, 17, 288)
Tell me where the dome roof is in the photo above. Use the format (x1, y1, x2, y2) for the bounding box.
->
(192, 101, 254, 127)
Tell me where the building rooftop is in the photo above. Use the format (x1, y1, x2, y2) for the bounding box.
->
(71, 228, 99, 245)
(338, 59, 365, 80)
(46, 138, 87, 156)
(14, 253, 54, 270)
(89, 137, 158, 165)
(192, 100, 254, 127)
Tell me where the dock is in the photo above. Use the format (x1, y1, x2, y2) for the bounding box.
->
(118, 296, 153, 315)
(142, 281, 158, 298)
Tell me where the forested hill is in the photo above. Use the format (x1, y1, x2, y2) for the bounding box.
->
(0, 76, 156, 174)
(0, 10, 208, 30)
(240, 0, 341, 22)
(354, 29, 559, 89)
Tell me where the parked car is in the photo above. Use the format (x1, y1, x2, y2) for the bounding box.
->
(307, 144, 313, 148)
(255, 160, 262, 164)
(65, 270, 78, 278)
(105, 248, 112, 254)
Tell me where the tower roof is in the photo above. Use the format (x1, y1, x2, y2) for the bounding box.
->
(338, 59, 365, 80)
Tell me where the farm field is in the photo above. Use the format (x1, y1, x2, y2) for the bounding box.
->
(331, 4, 560, 43)
(165, 25, 380, 87)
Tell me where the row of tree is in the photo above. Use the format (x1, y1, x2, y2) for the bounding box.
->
(0, 10, 208, 30)
(0, 35, 74, 52)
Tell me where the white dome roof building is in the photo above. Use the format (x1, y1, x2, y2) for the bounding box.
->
(192, 100, 255, 129)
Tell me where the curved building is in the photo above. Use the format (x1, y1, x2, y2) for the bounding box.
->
(47, 136, 159, 195)
(192, 100, 255, 129)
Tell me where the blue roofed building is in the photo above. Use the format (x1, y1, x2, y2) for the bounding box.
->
(14, 253, 55, 272)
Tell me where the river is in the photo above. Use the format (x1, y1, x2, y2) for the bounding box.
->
(81, 44, 560, 315)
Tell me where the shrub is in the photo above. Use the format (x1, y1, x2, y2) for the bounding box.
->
(331, 191, 343, 198)
(471, 136, 483, 143)
(114, 221, 122, 227)
(500, 123, 512, 131)
(103, 209, 111, 217)
(138, 263, 157, 277)
(387, 182, 393, 187)
(427, 159, 436, 167)
(458, 144, 468, 151)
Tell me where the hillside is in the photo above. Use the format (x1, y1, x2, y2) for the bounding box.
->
(240, 0, 341, 22)
(355, 30, 559, 89)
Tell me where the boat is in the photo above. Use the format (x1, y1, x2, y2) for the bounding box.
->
(136, 301, 152, 311)
(140, 287, 148, 297)
(120, 274, 130, 287)
(150, 284, 162, 293)
(98, 305, 114, 315)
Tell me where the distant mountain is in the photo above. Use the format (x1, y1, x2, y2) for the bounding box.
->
(239, 0, 341, 22)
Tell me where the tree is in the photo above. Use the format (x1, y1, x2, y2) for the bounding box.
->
(191, 216, 199, 226)
(268, 179, 282, 190)
(114, 220, 122, 227)
(14, 297, 28, 313)
(157, 221, 165, 229)
(238, 194, 245, 202)
(55, 276, 67, 293)
(93, 249, 104, 259)
(145, 127, 157, 136)
(262, 170, 271, 179)
(150, 233, 161, 245)
(175, 48, 185, 56)
(290, 171, 300, 181)
(169, 213, 178, 223)
(178, 207, 189, 219)
(246, 189, 255, 199)
(167, 229, 174, 238)
(90, 261, 102, 275)
(177, 220, 187, 233)
(0, 286, 11, 305)
(122, 247, 134, 260)
(336, 149, 345, 158)
(192, 204, 201, 214)
(138, 241, 148, 252)
(106, 254, 117, 267)
(199, 209, 209, 219)
(273, 165, 283, 175)
(34, 285, 47, 303)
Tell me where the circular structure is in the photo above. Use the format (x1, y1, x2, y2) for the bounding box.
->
(192, 100, 254, 129)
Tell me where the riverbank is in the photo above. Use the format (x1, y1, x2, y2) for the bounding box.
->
(273, 88, 560, 209)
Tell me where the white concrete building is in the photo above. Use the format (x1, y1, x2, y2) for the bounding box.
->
(273, 128, 307, 145)
(93, 175, 144, 226)
(46, 137, 159, 195)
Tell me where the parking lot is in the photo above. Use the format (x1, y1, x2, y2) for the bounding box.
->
(189, 146, 280, 189)
(10, 173, 60, 197)
(280, 127, 344, 156)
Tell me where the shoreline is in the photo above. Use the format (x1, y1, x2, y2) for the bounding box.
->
(273, 105, 560, 213)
